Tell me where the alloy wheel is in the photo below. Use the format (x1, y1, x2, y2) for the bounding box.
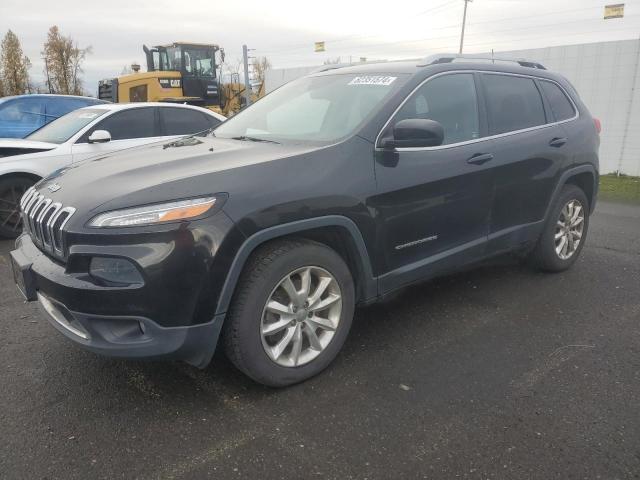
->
(555, 199, 585, 260)
(260, 266, 342, 367)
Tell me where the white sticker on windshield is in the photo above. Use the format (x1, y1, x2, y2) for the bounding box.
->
(78, 113, 99, 119)
(348, 76, 397, 86)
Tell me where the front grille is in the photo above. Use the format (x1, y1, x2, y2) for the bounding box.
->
(19, 187, 76, 259)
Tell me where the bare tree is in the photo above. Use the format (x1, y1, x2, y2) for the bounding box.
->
(1, 30, 32, 95)
(42, 26, 91, 95)
(323, 56, 342, 65)
(223, 56, 244, 83)
(251, 56, 271, 88)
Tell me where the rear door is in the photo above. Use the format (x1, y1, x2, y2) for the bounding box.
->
(71, 107, 163, 161)
(372, 72, 494, 292)
(480, 73, 573, 253)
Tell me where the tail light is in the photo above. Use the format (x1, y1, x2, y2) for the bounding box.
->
(593, 117, 602, 134)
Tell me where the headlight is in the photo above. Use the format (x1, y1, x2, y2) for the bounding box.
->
(88, 196, 217, 228)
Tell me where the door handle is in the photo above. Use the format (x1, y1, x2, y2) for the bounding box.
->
(467, 153, 494, 165)
(549, 137, 568, 148)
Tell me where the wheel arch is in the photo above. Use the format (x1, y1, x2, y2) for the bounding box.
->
(0, 171, 42, 184)
(214, 216, 377, 316)
(546, 165, 598, 219)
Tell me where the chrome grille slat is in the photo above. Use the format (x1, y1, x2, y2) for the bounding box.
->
(19, 190, 75, 260)
(35, 199, 53, 244)
(20, 187, 36, 210)
(43, 202, 62, 247)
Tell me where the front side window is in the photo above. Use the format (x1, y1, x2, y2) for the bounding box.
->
(83, 107, 157, 141)
(27, 108, 107, 144)
(214, 73, 407, 144)
(483, 74, 546, 135)
(392, 73, 480, 145)
(539, 80, 576, 122)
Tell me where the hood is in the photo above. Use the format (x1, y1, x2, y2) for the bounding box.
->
(0, 138, 58, 158)
(38, 135, 315, 218)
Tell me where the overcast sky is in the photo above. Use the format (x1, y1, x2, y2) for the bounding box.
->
(1, 0, 639, 95)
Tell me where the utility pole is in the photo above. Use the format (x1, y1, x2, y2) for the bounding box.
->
(459, 0, 473, 54)
(242, 44, 252, 107)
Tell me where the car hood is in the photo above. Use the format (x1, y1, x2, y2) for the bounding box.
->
(38, 135, 317, 217)
(0, 138, 59, 157)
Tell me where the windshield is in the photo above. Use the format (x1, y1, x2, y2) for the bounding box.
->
(164, 46, 215, 76)
(214, 73, 407, 144)
(27, 108, 107, 144)
(184, 48, 215, 76)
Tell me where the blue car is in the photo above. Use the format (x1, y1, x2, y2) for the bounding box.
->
(0, 94, 108, 138)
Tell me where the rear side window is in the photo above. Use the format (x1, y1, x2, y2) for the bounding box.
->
(539, 81, 576, 122)
(88, 107, 157, 140)
(393, 73, 480, 145)
(0, 98, 44, 125)
(160, 107, 216, 135)
(483, 74, 546, 135)
(44, 98, 92, 120)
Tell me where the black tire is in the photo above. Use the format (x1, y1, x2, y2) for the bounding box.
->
(0, 176, 36, 239)
(223, 238, 355, 387)
(530, 184, 590, 272)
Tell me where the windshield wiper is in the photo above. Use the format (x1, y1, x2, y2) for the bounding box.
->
(231, 135, 280, 144)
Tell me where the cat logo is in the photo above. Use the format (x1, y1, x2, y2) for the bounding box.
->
(159, 78, 182, 89)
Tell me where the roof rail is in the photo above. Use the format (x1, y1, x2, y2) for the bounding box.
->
(310, 63, 352, 74)
(419, 54, 546, 70)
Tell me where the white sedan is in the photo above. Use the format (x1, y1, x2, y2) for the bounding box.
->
(0, 103, 225, 237)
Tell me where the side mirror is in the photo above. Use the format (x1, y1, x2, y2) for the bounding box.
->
(88, 130, 111, 144)
(381, 119, 444, 149)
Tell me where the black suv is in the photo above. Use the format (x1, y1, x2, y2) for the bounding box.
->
(10, 55, 600, 387)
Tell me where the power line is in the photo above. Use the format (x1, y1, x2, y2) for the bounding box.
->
(258, 1, 461, 55)
(269, 13, 640, 58)
(258, 4, 611, 56)
(417, 0, 459, 16)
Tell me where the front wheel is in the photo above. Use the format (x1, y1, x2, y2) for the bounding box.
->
(530, 184, 590, 272)
(223, 239, 355, 387)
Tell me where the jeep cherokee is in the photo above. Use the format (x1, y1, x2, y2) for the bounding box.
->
(10, 55, 600, 387)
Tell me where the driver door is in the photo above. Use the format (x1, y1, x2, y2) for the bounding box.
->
(371, 73, 495, 292)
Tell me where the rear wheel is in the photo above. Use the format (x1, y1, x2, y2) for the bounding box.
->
(0, 176, 35, 239)
(223, 238, 355, 387)
(530, 184, 589, 272)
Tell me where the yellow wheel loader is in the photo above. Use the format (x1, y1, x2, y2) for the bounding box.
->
(98, 42, 226, 114)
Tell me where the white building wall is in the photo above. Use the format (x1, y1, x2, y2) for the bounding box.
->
(264, 39, 640, 175)
(503, 39, 640, 175)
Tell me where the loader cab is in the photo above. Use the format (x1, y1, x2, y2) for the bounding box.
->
(144, 42, 224, 107)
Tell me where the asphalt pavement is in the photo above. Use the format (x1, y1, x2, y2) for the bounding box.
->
(1, 201, 639, 480)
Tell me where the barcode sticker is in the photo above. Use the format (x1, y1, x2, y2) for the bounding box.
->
(348, 76, 397, 86)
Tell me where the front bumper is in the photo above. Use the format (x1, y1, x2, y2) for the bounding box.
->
(36, 290, 224, 368)
(9, 230, 231, 368)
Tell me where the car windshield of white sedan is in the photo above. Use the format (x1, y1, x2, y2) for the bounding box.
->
(214, 73, 408, 144)
(26, 108, 108, 144)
